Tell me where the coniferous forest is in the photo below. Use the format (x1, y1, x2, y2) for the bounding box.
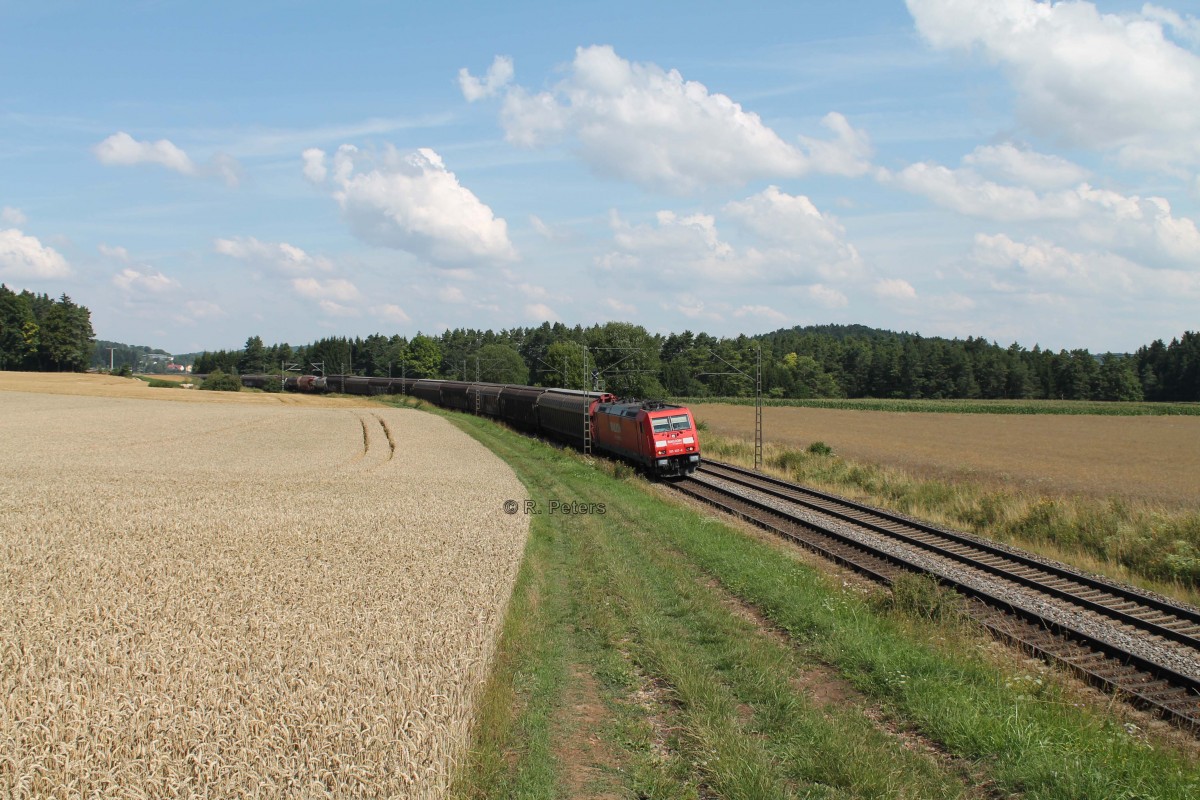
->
(0, 284, 95, 372)
(191, 323, 1200, 403)
(3, 281, 1195, 404)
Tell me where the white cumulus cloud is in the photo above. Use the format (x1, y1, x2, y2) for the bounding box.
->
(291, 277, 361, 302)
(373, 304, 411, 324)
(318, 300, 359, 317)
(183, 300, 225, 319)
(93, 132, 197, 175)
(211, 153, 243, 188)
(600, 187, 866, 288)
(302, 148, 328, 184)
(459, 55, 515, 101)
(215, 236, 332, 274)
(0, 228, 71, 280)
(321, 146, 516, 268)
(438, 286, 467, 304)
(873, 278, 918, 301)
(797, 112, 874, 178)
(723, 185, 863, 279)
(603, 297, 637, 316)
(98, 243, 130, 261)
(500, 45, 871, 194)
(962, 143, 1090, 189)
(882, 156, 1200, 266)
(604, 209, 743, 282)
(1143, 4, 1200, 47)
(734, 305, 788, 324)
(524, 302, 559, 322)
(1, 207, 26, 226)
(806, 284, 849, 309)
(907, 0, 1200, 169)
(672, 294, 723, 322)
(969, 232, 1200, 300)
(93, 132, 243, 184)
(113, 267, 178, 294)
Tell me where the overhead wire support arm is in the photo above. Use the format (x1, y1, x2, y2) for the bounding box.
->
(583, 349, 592, 456)
(694, 343, 764, 471)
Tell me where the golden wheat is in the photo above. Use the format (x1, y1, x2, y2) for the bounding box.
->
(0, 390, 528, 798)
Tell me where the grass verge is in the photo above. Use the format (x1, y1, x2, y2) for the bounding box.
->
(439, 408, 1199, 799)
(702, 432, 1200, 603)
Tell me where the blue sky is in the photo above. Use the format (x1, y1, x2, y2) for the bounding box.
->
(2, 0, 1198, 354)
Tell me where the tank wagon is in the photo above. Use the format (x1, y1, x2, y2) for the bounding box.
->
(238, 374, 702, 477)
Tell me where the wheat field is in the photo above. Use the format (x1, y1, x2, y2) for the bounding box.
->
(0, 388, 528, 798)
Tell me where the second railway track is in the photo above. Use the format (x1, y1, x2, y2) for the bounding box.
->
(670, 459, 1200, 731)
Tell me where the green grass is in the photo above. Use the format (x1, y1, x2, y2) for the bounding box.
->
(676, 396, 1200, 416)
(434, 406, 1200, 799)
(704, 433, 1200, 600)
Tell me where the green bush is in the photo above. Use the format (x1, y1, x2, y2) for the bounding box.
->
(116, 364, 132, 377)
(767, 449, 806, 472)
(261, 375, 283, 393)
(807, 441, 833, 456)
(199, 370, 242, 392)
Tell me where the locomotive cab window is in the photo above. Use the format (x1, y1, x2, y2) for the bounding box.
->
(669, 414, 691, 430)
(651, 417, 672, 433)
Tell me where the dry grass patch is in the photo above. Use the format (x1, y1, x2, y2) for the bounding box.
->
(0, 391, 527, 798)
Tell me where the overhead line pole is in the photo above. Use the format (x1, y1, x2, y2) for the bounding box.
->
(755, 345, 763, 471)
(697, 343, 763, 471)
(583, 348, 591, 456)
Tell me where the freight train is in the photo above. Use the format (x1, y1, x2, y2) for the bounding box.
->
(239, 374, 702, 477)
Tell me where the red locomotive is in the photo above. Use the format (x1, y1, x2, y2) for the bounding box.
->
(241, 374, 702, 478)
(592, 400, 700, 477)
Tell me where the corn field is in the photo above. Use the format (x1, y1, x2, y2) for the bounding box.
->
(0, 388, 528, 798)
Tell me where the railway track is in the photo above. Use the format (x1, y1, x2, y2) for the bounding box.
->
(671, 459, 1200, 731)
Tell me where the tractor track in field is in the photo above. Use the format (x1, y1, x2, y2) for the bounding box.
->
(670, 460, 1200, 732)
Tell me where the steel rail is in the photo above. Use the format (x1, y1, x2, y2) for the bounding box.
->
(670, 472, 1200, 730)
(700, 460, 1200, 648)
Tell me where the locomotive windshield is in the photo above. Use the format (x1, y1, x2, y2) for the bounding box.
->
(652, 414, 692, 433)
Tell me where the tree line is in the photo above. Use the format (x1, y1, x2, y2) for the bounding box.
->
(193, 322, 1200, 403)
(0, 284, 95, 372)
(88, 341, 178, 373)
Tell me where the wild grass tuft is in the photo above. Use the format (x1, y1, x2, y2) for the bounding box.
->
(882, 573, 964, 622)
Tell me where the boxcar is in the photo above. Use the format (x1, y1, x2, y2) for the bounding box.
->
(409, 379, 443, 405)
(497, 385, 544, 430)
(537, 389, 616, 446)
